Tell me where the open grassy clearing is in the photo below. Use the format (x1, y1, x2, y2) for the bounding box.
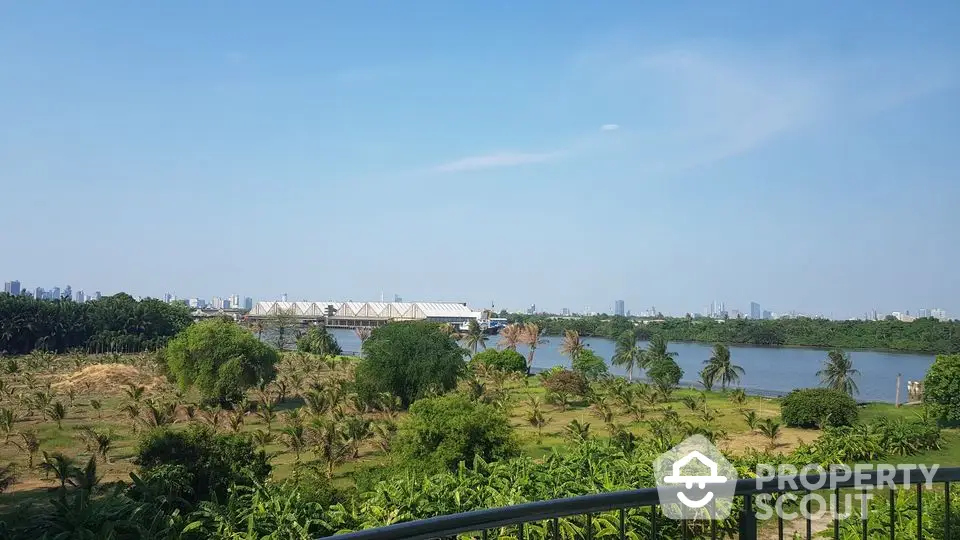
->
(1, 350, 949, 497)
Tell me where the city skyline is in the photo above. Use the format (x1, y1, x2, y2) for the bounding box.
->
(2, 276, 952, 321)
(4, 3, 960, 320)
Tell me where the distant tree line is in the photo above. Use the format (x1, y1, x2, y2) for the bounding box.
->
(0, 292, 192, 355)
(506, 313, 960, 354)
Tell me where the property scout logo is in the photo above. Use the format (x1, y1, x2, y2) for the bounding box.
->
(653, 435, 738, 520)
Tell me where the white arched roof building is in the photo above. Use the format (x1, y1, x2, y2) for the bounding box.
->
(247, 301, 481, 327)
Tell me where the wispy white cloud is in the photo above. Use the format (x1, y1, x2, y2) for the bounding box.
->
(432, 150, 563, 173)
(600, 124, 620, 131)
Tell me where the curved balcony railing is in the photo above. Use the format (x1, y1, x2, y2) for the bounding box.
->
(327, 467, 960, 540)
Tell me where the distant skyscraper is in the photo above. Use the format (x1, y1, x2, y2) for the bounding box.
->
(76, 289, 85, 303)
(3, 280, 20, 296)
(244, 297, 254, 310)
(229, 294, 240, 308)
(931, 308, 948, 322)
(762, 310, 772, 320)
(94, 291, 101, 300)
(163, 293, 172, 303)
(35, 287, 44, 299)
(51, 287, 60, 300)
(614, 300, 625, 316)
(281, 293, 288, 302)
(64, 285, 72, 301)
(212, 296, 223, 309)
(919, 308, 930, 318)
(561, 308, 570, 316)
(394, 294, 402, 303)
(750, 302, 762, 320)
(188, 298, 200, 308)
(527, 304, 536, 315)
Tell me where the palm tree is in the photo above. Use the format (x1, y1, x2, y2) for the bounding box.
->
(342, 416, 372, 458)
(612, 330, 645, 381)
(89, 399, 102, 419)
(698, 369, 715, 392)
(817, 349, 860, 396)
(563, 419, 591, 443)
(14, 431, 40, 468)
(520, 323, 548, 375)
(123, 384, 146, 404)
(251, 429, 275, 449)
(702, 344, 744, 390)
(742, 410, 760, 432)
(729, 389, 747, 411)
(308, 418, 349, 478)
(0, 408, 16, 443)
(140, 401, 176, 428)
(45, 401, 67, 429)
(280, 424, 307, 464)
(39, 452, 77, 491)
(645, 335, 677, 364)
(372, 419, 397, 452)
(527, 408, 550, 444)
(0, 463, 15, 494)
(463, 319, 488, 354)
(498, 323, 523, 350)
(559, 330, 585, 368)
(256, 400, 277, 431)
(758, 418, 782, 450)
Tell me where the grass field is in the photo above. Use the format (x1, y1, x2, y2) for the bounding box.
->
(0, 350, 953, 497)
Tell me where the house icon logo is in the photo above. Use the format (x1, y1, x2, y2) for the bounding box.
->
(654, 435, 738, 520)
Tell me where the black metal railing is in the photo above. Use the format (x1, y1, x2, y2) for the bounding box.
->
(327, 467, 960, 540)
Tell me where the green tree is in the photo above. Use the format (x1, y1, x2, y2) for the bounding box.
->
(164, 318, 279, 405)
(297, 325, 343, 356)
(702, 344, 744, 390)
(924, 354, 960, 424)
(463, 319, 488, 354)
(394, 394, 518, 471)
(647, 356, 683, 394)
(355, 321, 466, 408)
(470, 348, 527, 374)
(572, 348, 608, 381)
(135, 425, 270, 503)
(559, 329, 585, 368)
(817, 349, 860, 396)
(612, 330, 645, 381)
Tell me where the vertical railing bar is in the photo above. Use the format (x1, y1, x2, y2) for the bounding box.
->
(586, 513, 593, 540)
(711, 513, 718, 540)
(862, 488, 869, 540)
(947, 481, 952, 540)
(518, 522, 524, 540)
(739, 494, 757, 540)
(918, 483, 924, 540)
(889, 489, 896, 540)
(834, 487, 840, 539)
(778, 505, 784, 540)
(806, 492, 812, 540)
(682, 519, 689, 540)
(481, 529, 488, 540)
(651, 506, 658, 539)
(619, 507, 626, 540)
(552, 517, 559, 540)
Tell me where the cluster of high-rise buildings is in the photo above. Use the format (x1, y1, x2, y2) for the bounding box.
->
(4, 279, 101, 303)
(870, 308, 949, 322)
(163, 293, 254, 311)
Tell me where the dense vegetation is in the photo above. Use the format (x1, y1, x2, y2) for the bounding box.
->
(507, 313, 960, 354)
(780, 388, 859, 428)
(924, 354, 960, 424)
(0, 292, 192, 355)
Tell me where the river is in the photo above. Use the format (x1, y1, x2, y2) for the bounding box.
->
(323, 329, 933, 403)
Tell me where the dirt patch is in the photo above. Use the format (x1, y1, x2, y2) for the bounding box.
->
(53, 364, 165, 395)
(722, 428, 821, 456)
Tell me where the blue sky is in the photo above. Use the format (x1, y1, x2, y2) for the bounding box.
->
(2, 1, 959, 318)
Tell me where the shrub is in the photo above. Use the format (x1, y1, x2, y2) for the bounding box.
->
(393, 394, 518, 471)
(780, 388, 857, 428)
(163, 319, 279, 405)
(355, 321, 466, 407)
(470, 349, 527, 373)
(924, 354, 960, 425)
(296, 325, 343, 356)
(541, 369, 590, 397)
(572, 349, 609, 381)
(135, 425, 270, 503)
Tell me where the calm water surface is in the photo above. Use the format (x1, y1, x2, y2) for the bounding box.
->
(326, 329, 933, 403)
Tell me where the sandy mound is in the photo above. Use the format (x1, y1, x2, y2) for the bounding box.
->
(54, 364, 165, 394)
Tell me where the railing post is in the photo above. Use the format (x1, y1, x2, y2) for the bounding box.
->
(739, 494, 757, 540)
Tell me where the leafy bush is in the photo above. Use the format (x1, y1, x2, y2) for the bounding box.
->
(780, 388, 858, 428)
(470, 348, 527, 373)
(393, 394, 519, 472)
(355, 321, 466, 407)
(163, 319, 279, 405)
(572, 349, 609, 381)
(135, 426, 270, 503)
(540, 369, 590, 397)
(647, 357, 683, 391)
(924, 354, 960, 425)
(296, 325, 343, 356)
